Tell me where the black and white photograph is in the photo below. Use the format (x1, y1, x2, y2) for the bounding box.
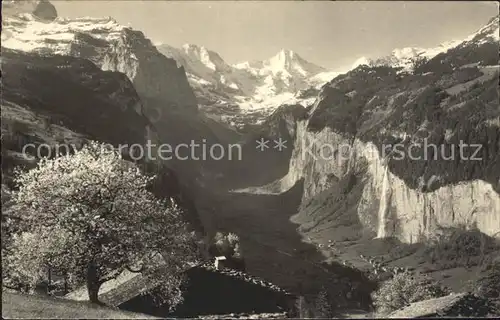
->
(1, 0, 499, 318)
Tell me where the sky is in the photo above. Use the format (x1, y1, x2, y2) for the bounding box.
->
(54, 1, 498, 70)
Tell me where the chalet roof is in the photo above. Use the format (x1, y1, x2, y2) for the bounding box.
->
(388, 292, 492, 318)
(99, 272, 153, 307)
(65, 260, 292, 308)
(193, 261, 292, 295)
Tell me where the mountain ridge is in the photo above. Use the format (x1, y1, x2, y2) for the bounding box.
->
(156, 16, 499, 130)
(353, 15, 499, 71)
(157, 43, 336, 129)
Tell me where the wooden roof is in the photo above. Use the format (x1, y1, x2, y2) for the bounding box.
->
(65, 261, 292, 307)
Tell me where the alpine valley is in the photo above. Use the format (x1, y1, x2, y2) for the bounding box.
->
(1, 1, 499, 318)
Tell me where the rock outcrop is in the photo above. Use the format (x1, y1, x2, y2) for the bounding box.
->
(33, 0, 57, 21)
(2, 0, 38, 17)
(2, 0, 58, 21)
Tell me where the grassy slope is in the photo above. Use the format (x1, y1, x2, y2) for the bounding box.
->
(2, 292, 159, 319)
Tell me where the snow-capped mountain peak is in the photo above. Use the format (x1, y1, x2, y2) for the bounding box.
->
(235, 49, 326, 78)
(266, 49, 309, 76)
(354, 39, 463, 72)
(277, 48, 295, 57)
(1, 13, 127, 55)
(269, 48, 297, 66)
(2, 10, 199, 115)
(155, 44, 335, 128)
(178, 43, 229, 72)
(462, 15, 499, 45)
(351, 56, 372, 69)
(182, 43, 200, 51)
(159, 15, 500, 130)
(158, 44, 332, 96)
(351, 16, 499, 72)
(267, 49, 294, 72)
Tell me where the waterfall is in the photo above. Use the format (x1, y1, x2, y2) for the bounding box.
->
(376, 164, 390, 238)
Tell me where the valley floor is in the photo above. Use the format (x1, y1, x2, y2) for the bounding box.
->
(196, 176, 495, 310)
(196, 181, 327, 291)
(195, 180, 376, 311)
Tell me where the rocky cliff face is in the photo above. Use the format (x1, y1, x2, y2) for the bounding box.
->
(221, 104, 308, 190)
(1, 49, 146, 180)
(266, 16, 500, 244)
(2, 13, 198, 119)
(3, 0, 58, 21)
(33, 0, 57, 21)
(2, 0, 38, 16)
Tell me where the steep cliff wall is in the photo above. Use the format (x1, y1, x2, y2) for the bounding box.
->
(282, 121, 500, 242)
(1, 49, 147, 152)
(271, 17, 500, 243)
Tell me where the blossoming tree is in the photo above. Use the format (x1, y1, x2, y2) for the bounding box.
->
(4, 141, 200, 304)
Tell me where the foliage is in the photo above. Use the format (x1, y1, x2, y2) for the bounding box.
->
(292, 290, 337, 318)
(145, 271, 188, 311)
(474, 257, 500, 311)
(372, 270, 450, 315)
(313, 288, 335, 318)
(411, 55, 428, 73)
(425, 224, 498, 268)
(3, 141, 201, 304)
(210, 231, 243, 259)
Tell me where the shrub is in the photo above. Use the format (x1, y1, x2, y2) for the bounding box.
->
(208, 231, 245, 270)
(475, 258, 500, 311)
(411, 56, 428, 73)
(372, 271, 450, 315)
(210, 231, 242, 258)
(426, 224, 498, 268)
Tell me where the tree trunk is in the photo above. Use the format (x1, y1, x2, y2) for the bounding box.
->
(64, 276, 68, 294)
(86, 261, 101, 304)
